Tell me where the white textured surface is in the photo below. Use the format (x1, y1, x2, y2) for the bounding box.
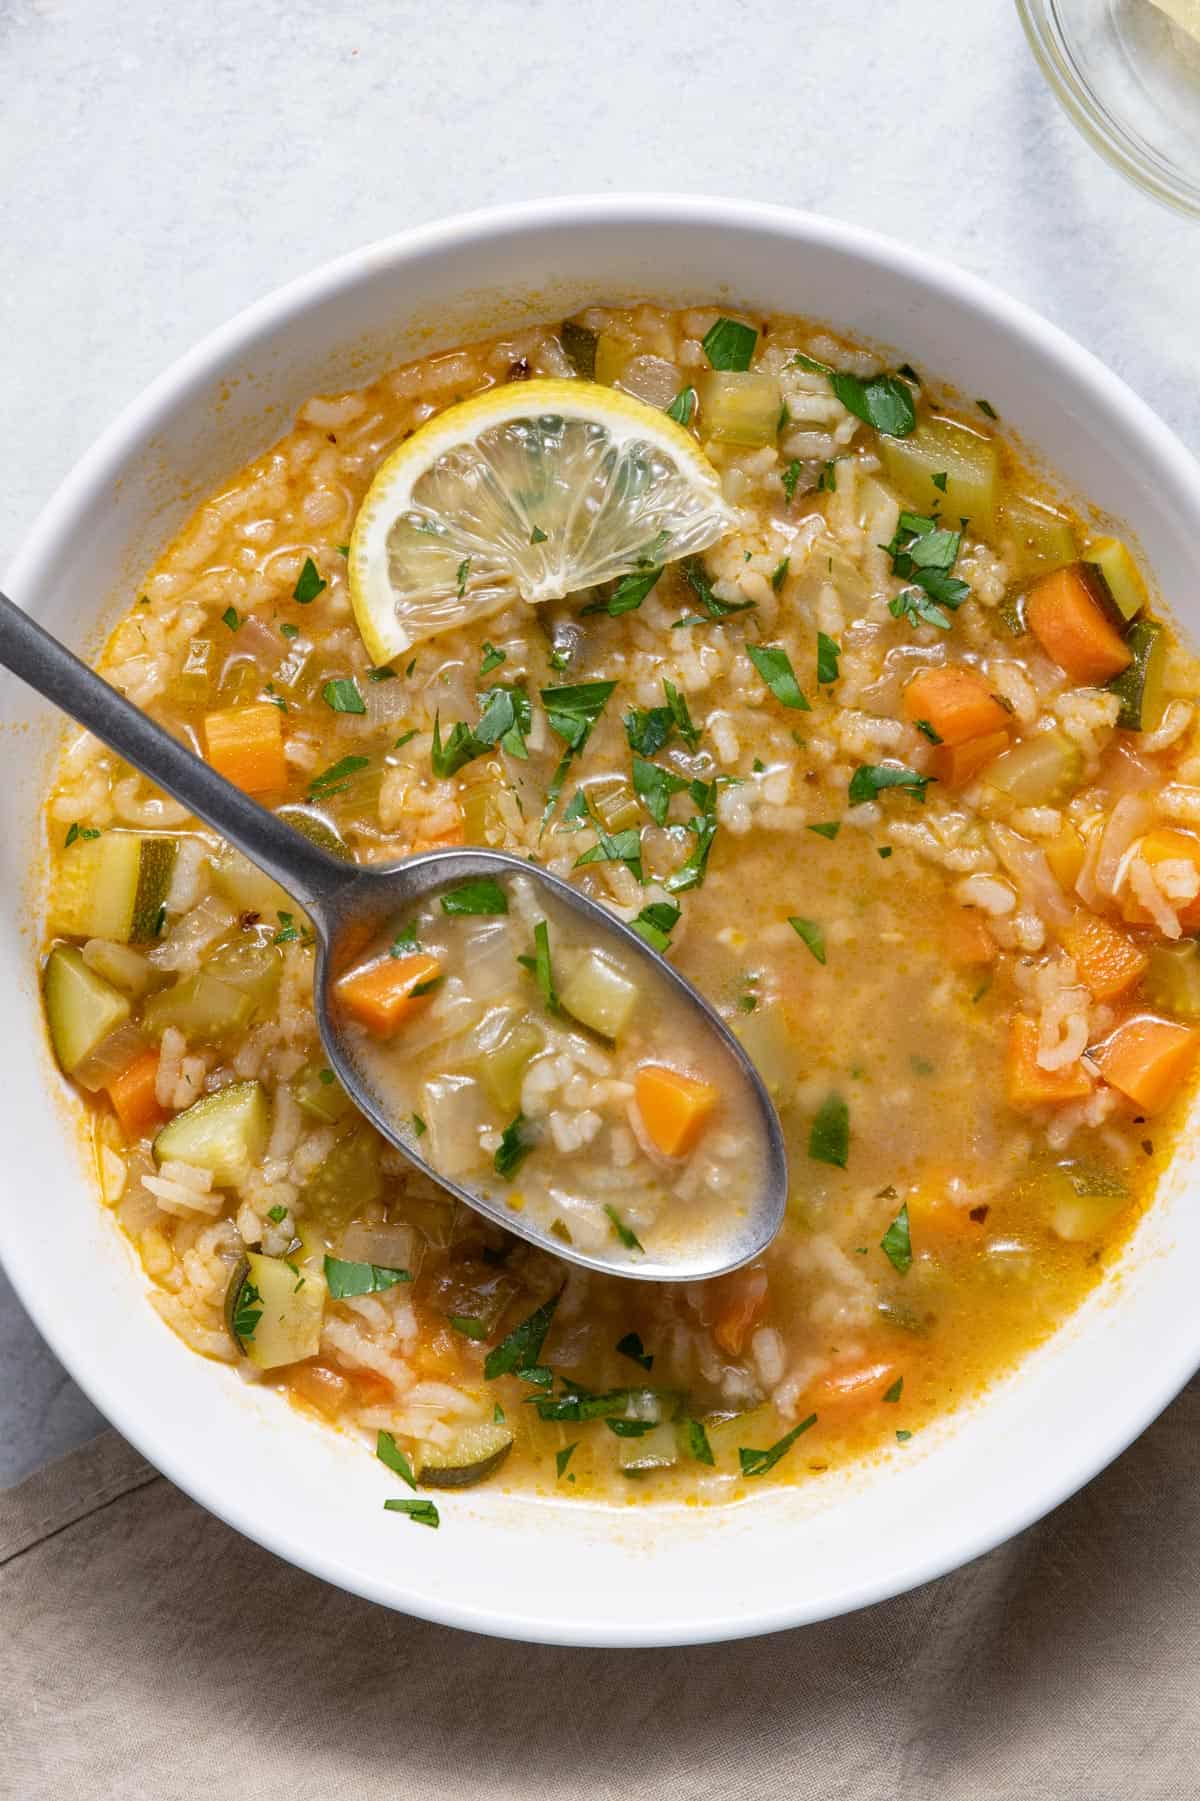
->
(1, 0, 1197, 1488)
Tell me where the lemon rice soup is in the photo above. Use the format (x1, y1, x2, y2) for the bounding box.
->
(40, 304, 1200, 1510)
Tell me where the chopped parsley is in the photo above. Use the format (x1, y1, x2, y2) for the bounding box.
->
(308, 754, 369, 800)
(390, 921, 419, 956)
(604, 1205, 644, 1252)
(896, 1430, 913, 1443)
(494, 1112, 538, 1180)
(616, 1331, 654, 1371)
(541, 680, 617, 822)
(530, 525, 548, 544)
(781, 459, 802, 504)
(848, 764, 932, 806)
(809, 1092, 849, 1168)
(322, 677, 366, 714)
(677, 556, 755, 625)
(279, 622, 300, 640)
(682, 1418, 715, 1465)
(230, 1277, 262, 1343)
(932, 471, 948, 493)
(883, 1377, 903, 1403)
(448, 1315, 489, 1342)
(478, 641, 506, 676)
(432, 684, 531, 777)
(524, 918, 559, 1012)
(393, 728, 417, 750)
(664, 680, 700, 750)
(746, 644, 810, 711)
(293, 557, 326, 603)
(702, 316, 758, 371)
(221, 606, 240, 632)
(272, 910, 302, 944)
(831, 369, 916, 437)
(884, 510, 970, 629)
(915, 719, 943, 744)
(411, 1113, 427, 1137)
(367, 665, 397, 682)
(63, 823, 101, 847)
(484, 1292, 559, 1380)
(771, 556, 790, 592)
(632, 754, 687, 827)
(575, 822, 643, 881)
(663, 778, 720, 894)
(384, 1498, 439, 1527)
(586, 565, 662, 617)
(788, 916, 826, 964)
(818, 459, 839, 492)
(816, 632, 841, 685)
(556, 1443, 578, 1478)
(739, 1412, 818, 1477)
(440, 877, 508, 915)
(807, 821, 840, 841)
(376, 1430, 416, 1488)
(665, 386, 696, 426)
(266, 1204, 288, 1225)
(976, 398, 998, 419)
(323, 1257, 412, 1299)
(457, 557, 471, 599)
(881, 1202, 913, 1274)
(629, 899, 681, 953)
(624, 703, 673, 757)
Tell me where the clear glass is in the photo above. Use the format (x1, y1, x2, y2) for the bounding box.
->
(1017, 0, 1200, 217)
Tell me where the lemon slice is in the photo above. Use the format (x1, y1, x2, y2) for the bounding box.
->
(348, 378, 733, 664)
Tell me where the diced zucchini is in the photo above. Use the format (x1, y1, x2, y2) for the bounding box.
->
(593, 332, 632, 387)
(421, 1076, 490, 1179)
(560, 320, 598, 380)
(696, 371, 782, 448)
(294, 1062, 355, 1124)
(1144, 941, 1200, 1020)
(44, 945, 131, 1076)
(478, 1019, 544, 1113)
(560, 951, 639, 1040)
(1036, 1162, 1129, 1243)
(209, 845, 294, 919)
(878, 416, 999, 535)
(1000, 493, 1077, 576)
(225, 1250, 326, 1369)
(50, 833, 176, 943)
(142, 971, 255, 1044)
(619, 1421, 679, 1475)
(983, 730, 1084, 806)
(301, 1125, 383, 1225)
(586, 775, 640, 833)
(1107, 617, 1166, 731)
(206, 938, 283, 1010)
(168, 637, 217, 709)
(275, 805, 350, 860)
(81, 939, 156, 995)
(416, 1422, 514, 1488)
(1084, 536, 1147, 623)
(154, 1080, 269, 1186)
(734, 1003, 801, 1099)
(702, 1405, 776, 1465)
(73, 1020, 149, 1094)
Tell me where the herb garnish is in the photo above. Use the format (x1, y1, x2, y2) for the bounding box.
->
(848, 764, 932, 806)
(494, 1113, 538, 1180)
(676, 556, 756, 626)
(683, 1419, 715, 1465)
(293, 557, 326, 603)
(479, 640, 506, 676)
(530, 525, 548, 545)
(266, 1204, 287, 1225)
(915, 719, 943, 744)
(816, 633, 841, 685)
(807, 821, 840, 841)
(884, 511, 970, 630)
(273, 910, 302, 944)
(231, 1277, 262, 1343)
(585, 565, 662, 618)
(788, 916, 826, 964)
(604, 1205, 644, 1252)
(771, 557, 790, 593)
(624, 704, 673, 757)
(932, 471, 948, 493)
(521, 918, 559, 1013)
(665, 386, 697, 426)
(376, 1430, 417, 1488)
(323, 1257, 412, 1299)
(702, 317, 758, 371)
(540, 680, 617, 823)
(818, 459, 839, 493)
(664, 778, 720, 894)
(632, 754, 688, 827)
(881, 1202, 913, 1274)
(221, 606, 240, 632)
(629, 900, 681, 953)
(781, 460, 802, 503)
(390, 921, 419, 956)
(441, 877, 508, 916)
(384, 1498, 440, 1528)
(883, 1377, 903, 1403)
(484, 1293, 559, 1380)
(556, 1443, 578, 1478)
(664, 680, 700, 750)
(308, 754, 369, 800)
(322, 677, 366, 715)
(746, 644, 810, 711)
(976, 398, 998, 419)
(809, 1093, 849, 1168)
(64, 823, 101, 847)
(574, 825, 643, 882)
(739, 1413, 818, 1477)
(448, 1315, 489, 1341)
(616, 1331, 654, 1371)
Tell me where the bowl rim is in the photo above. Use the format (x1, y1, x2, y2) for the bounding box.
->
(6, 192, 1200, 1647)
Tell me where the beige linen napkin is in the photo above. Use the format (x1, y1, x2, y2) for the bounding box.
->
(3, 1386, 1199, 1801)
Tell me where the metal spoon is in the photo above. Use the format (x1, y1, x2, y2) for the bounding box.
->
(0, 589, 788, 1280)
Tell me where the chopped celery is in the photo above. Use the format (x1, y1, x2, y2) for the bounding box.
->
(274, 804, 350, 859)
(225, 1250, 326, 1368)
(141, 970, 255, 1044)
(696, 371, 783, 448)
(1084, 537, 1146, 623)
(477, 1018, 544, 1112)
(302, 1125, 383, 1224)
(559, 952, 639, 1039)
(210, 845, 294, 919)
(1107, 618, 1166, 731)
(593, 332, 632, 387)
(154, 1079, 269, 1186)
(417, 1422, 514, 1488)
(50, 832, 176, 943)
(1001, 493, 1077, 575)
(215, 657, 259, 708)
(983, 731, 1083, 806)
(462, 772, 508, 846)
(81, 939, 156, 995)
(878, 416, 999, 535)
(619, 1421, 679, 1475)
(44, 945, 131, 1076)
(1036, 1162, 1129, 1243)
(169, 637, 217, 709)
(294, 1062, 355, 1124)
(586, 774, 641, 834)
(1144, 941, 1200, 1019)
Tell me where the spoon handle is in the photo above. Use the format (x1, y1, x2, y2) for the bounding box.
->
(0, 590, 354, 919)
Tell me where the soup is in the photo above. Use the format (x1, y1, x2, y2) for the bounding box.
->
(39, 302, 1200, 1515)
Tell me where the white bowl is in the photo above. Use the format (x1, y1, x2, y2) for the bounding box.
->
(3, 196, 1199, 1648)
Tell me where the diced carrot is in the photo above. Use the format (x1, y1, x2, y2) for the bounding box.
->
(104, 1049, 163, 1139)
(334, 952, 441, 1036)
(1006, 1013, 1094, 1110)
(906, 1186, 987, 1240)
(1044, 821, 1086, 891)
(709, 1266, 769, 1356)
(635, 1064, 719, 1157)
(1094, 1015, 1199, 1114)
(288, 1361, 350, 1420)
(1025, 564, 1133, 685)
(931, 729, 1009, 789)
(350, 1370, 396, 1408)
(944, 906, 997, 967)
(903, 666, 1011, 747)
(1120, 826, 1200, 931)
(1059, 913, 1147, 1001)
(411, 820, 466, 854)
(203, 702, 288, 795)
(809, 1359, 900, 1409)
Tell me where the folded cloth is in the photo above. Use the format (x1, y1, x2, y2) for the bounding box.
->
(3, 1385, 1199, 1801)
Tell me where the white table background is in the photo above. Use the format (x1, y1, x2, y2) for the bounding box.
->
(2, 0, 1197, 1487)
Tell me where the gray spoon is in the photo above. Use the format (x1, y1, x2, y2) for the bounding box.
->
(0, 589, 788, 1280)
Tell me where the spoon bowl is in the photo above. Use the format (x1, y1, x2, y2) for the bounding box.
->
(0, 588, 788, 1280)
